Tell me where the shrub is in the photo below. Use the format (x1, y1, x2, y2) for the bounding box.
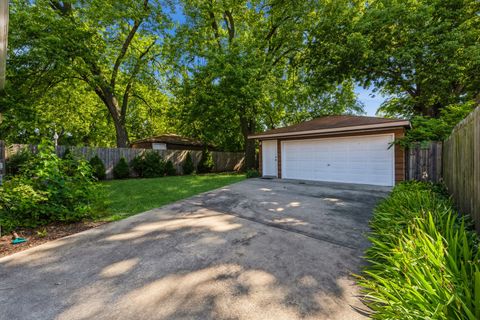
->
(359, 181, 480, 320)
(5, 148, 32, 176)
(62, 148, 74, 160)
(131, 154, 146, 177)
(0, 141, 103, 232)
(197, 148, 214, 173)
(89, 155, 106, 180)
(113, 157, 130, 179)
(182, 152, 195, 175)
(165, 160, 176, 176)
(245, 168, 260, 178)
(60, 148, 78, 176)
(131, 151, 165, 178)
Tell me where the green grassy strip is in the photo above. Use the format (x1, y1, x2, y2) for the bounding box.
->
(100, 173, 245, 221)
(359, 181, 480, 319)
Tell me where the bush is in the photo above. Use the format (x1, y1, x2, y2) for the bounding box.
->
(89, 155, 106, 180)
(0, 141, 102, 232)
(5, 148, 32, 176)
(113, 157, 130, 179)
(131, 151, 165, 178)
(182, 152, 195, 175)
(359, 181, 480, 320)
(197, 148, 214, 174)
(62, 148, 73, 160)
(165, 160, 176, 176)
(245, 168, 260, 178)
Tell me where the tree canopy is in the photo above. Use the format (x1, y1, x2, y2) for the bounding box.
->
(1, 0, 478, 158)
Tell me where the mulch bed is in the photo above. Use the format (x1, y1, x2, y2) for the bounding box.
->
(0, 221, 107, 258)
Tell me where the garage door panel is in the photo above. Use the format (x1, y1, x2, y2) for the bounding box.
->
(282, 135, 394, 186)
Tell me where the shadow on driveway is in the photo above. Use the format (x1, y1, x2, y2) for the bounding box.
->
(0, 179, 387, 320)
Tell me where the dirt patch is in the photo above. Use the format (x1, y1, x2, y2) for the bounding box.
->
(0, 221, 107, 258)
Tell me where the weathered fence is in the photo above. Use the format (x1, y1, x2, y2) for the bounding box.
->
(406, 141, 443, 182)
(0, 140, 5, 184)
(443, 107, 480, 232)
(5, 144, 244, 179)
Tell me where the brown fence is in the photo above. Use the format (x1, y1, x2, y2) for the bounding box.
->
(443, 107, 480, 232)
(0, 140, 5, 184)
(406, 141, 443, 182)
(4, 144, 244, 179)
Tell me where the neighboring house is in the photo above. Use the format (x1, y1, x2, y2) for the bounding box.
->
(249, 115, 411, 187)
(130, 134, 214, 151)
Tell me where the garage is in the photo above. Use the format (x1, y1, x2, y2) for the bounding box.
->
(250, 115, 410, 186)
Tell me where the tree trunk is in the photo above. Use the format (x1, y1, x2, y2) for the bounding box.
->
(240, 116, 256, 170)
(113, 120, 129, 148)
(96, 88, 130, 148)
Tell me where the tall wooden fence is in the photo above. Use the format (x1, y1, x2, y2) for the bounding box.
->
(406, 141, 443, 182)
(0, 140, 5, 185)
(443, 107, 480, 232)
(4, 144, 244, 179)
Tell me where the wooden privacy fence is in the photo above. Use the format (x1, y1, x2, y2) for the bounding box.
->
(443, 107, 480, 232)
(0, 140, 5, 184)
(4, 144, 244, 179)
(406, 141, 443, 183)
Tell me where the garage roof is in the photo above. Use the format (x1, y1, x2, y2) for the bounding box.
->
(249, 115, 410, 139)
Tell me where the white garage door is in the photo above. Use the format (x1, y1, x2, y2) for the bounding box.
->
(281, 134, 395, 186)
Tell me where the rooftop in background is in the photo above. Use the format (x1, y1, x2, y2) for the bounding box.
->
(249, 115, 410, 139)
(130, 134, 215, 151)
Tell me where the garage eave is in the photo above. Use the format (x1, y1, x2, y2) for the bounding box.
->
(249, 121, 411, 140)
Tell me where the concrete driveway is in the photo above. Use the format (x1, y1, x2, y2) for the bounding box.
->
(0, 179, 389, 320)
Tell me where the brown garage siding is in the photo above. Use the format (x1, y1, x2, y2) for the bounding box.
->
(262, 127, 406, 184)
(394, 129, 406, 183)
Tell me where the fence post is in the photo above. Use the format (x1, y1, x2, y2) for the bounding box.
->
(0, 140, 5, 185)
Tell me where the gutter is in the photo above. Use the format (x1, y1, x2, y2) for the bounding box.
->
(248, 121, 411, 139)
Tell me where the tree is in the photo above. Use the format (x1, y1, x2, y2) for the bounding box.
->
(2, 0, 171, 147)
(307, 0, 480, 119)
(169, 0, 363, 169)
(360, 0, 480, 118)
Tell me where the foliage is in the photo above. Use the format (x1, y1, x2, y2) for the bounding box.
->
(245, 169, 260, 179)
(62, 148, 73, 160)
(89, 155, 107, 181)
(359, 181, 480, 319)
(365, 0, 480, 118)
(5, 148, 32, 176)
(164, 160, 176, 176)
(307, 0, 480, 121)
(169, 0, 364, 166)
(182, 152, 195, 175)
(113, 157, 130, 179)
(131, 151, 165, 178)
(36, 228, 48, 238)
(2, 0, 172, 147)
(103, 174, 246, 220)
(0, 141, 102, 232)
(396, 102, 476, 147)
(197, 149, 214, 174)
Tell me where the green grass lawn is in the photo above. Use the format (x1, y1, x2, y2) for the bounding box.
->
(101, 173, 245, 221)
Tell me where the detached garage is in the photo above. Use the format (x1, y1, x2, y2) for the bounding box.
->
(249, 115, 411, 186)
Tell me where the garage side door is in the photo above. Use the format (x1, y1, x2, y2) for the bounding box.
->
(281, 134, 394, 186)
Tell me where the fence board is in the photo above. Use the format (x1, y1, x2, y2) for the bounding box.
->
(0, 140, 4, 185)
(443, 107, 480, 232)
(5, 144, 244, 180)
(406, 142, 442, 182)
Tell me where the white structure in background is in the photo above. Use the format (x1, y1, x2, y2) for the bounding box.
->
(0, 0, 8, 90)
